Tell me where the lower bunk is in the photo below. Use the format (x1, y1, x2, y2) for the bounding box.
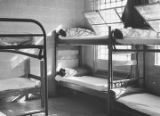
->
(0, 59, 46, 116)
(0, 76, 44, 115)
(55, 67, 136, 99)
(112, 89, 160, 116)
(0, 77, 40, 99)
(0, 99, 44, 116)
(56, 70, 160, 116)
(56, 75, 108, 99)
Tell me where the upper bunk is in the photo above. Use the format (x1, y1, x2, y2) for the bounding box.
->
(0, 18, 47, 59)
(57, 34, 109, 45)
(56, 2, 160, 46)
(57, 28, 160, 45)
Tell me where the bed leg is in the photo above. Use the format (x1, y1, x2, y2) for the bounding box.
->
(40, 60, 45, 107)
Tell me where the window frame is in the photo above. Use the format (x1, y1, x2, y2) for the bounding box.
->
(94, 45, 133, 71)
(96, 45, 132, 61)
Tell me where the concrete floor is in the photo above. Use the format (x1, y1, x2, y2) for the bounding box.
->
(48, 93, 107, 116)
(0, 92, 108, 116)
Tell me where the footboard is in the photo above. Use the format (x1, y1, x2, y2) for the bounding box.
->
(113, 78, 138, 88)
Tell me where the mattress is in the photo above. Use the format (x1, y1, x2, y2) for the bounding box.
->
(58, 35, 160, 45)
(0, 112, 6, 116)
(0, 78, 40, 92)
(117, 37, 160, 45)
(58, 27, 160, 45)
(0, 36, 34, 46)
(117, 93, 160, 116)
(55, 75, 108, 91)
(58, 35, 109, 45)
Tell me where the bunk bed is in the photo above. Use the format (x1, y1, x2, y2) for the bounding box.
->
(0, 18, 48, 116)
(53, 2, 160, 116)
(54, 25, 160, 116)
(109, 3, 160, 116)
(54, 26, 159, 95)
(53, 26, 139, 116)
(111, 39, 160, 116)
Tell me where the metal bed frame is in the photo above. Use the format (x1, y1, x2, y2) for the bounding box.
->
(53, 26, 138, 116)
(0, 18, 48, 116)
(54, 25, 160, 116)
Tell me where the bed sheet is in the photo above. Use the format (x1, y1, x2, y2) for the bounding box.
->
(0, 112, 6, 116)
(0, 78, 40, 92)
(55, 75, 108, 91)
(0, 36, 34, 46)
(117, 93, 160, 116)
(117, 37, 160, 45)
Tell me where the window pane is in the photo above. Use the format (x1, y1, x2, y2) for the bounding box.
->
(97, 0, 127, 9)
(85, 0, 127, 35)
(116, 7, 125, 17)
(148, 21, 160, 32)
(107, 23, 124, 30)
(97, 45, 108, 60)
(97, 45, 131, 61)
(99, 9, 121, 23)
(84, 12, 104, 24)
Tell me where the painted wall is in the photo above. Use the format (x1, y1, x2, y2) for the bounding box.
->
(81, 0, 95, 70)
(0, 0, 86, 33)
(0, 53, 25, 79)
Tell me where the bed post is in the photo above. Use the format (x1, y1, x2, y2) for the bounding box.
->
(53, 30, 57, 94)
(108, 26, 112, 116)
(79, 46, 82, 67)
(40, 59, 49, 116)
(24, 58, 30, 100)
(135, 45, 139, 81)
(41, 22, 48, 116)
(40, 60, 45, 107)
(24, 58, 30, 78)
(143, 45, 146, 89)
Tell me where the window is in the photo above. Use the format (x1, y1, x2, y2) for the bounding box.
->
(85, 0, 131, 62)
(85, 0, 127, 35)
(97, 45, 131, 61)
(97, 0, 127, 10)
